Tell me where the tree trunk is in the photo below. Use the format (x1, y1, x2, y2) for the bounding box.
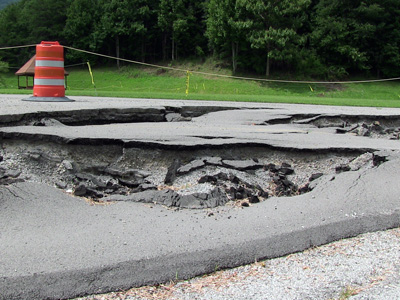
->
(171, 38, 175, 61)
(232, 41, 239, 74)
(266, 53, 270, 77)
(162, 33, 167, 61)
(116, 35, 120, 69)
(141, 37, 146, 63)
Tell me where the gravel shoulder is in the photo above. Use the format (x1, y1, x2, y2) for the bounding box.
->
(75, 227, 400, 300)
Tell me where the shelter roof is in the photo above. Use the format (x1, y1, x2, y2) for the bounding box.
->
(15, 55, 69, 76)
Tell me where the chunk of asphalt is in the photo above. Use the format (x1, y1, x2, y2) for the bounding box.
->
(222, 159, 263, 171)
(177, 159, 205, 174)
(165, 159, 182, 185)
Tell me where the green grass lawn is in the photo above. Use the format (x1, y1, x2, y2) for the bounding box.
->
(1, 64, 400, 107)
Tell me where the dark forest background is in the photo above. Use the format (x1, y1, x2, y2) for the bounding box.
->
(1, 0, 400, 79)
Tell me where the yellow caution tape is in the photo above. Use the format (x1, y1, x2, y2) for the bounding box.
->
(87, 61, 95, 86)
(185, 70, 192, 96)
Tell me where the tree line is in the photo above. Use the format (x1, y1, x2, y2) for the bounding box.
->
(0, 0, 399, 79)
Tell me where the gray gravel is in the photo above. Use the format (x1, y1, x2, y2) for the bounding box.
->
(74, 227, 400, 300)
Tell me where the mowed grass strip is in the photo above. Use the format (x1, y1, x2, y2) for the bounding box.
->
(1, 65, 400, 107)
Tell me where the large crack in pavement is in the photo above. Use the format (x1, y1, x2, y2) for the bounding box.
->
(1, 97, 400, 300)
(1, 104, 400, 210)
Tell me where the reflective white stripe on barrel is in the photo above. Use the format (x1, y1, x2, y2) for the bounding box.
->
(35, 60, 64, 68)
(34, 79, 65, 86)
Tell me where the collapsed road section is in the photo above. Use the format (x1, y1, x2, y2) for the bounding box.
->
(1, 96, 400, 209)
(1, 95, 400, 300)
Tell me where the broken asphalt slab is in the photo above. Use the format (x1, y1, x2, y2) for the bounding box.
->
(2, 95, 400, 151)
(1, 153, 400, 300)
(1, 95, 400, 299)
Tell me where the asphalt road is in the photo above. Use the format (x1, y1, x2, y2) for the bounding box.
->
(1, 95, 400, 299)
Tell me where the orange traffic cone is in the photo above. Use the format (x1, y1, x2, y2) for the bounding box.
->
(23, 41, 73, 102)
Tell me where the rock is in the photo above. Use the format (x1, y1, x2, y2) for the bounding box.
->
(177, 159, 205, 174)
(105, 167, 150, 179)
(135, 170, 152, 178)
(241, 202, 250, 207)
(222, 159, 263, 171)
(0, 167, 5, 178)
(103, 187, 228, 209)
(62, 160, 74, 171)
(91, 175, 115, 189)
(235, 192, 244, 199)
(228, 174, 240, 184)
(281, 179, 295, 188)
(198, 175, 218, 184)
(349, 153, 373, 171)
(28, 153, 41, 160)
(74, 184, 88, 196)
(372, 150, 400, 166)
(75, 172, 94, 181)
(56, 181, 67, 189)
(85, 187, 104, 198)
(191, 192, 208, 200)
(206, 188, 229, 208)
(104, 167, 125, 177)
(257, 189, 269, 199)
(155, 190, 180, 206)
(336, 127, 350, 134)
(73, 181, 106, 198)
(165, 112, 191, 122)
(249, 195, 260, 203)
(281, 162, 292, 168)
(298, 184, 310, 194)
(33, 118, 65, 127)
(216, 172, 229, 181)
(237, 186, 249, 198)
(118, 178, 140, 188)
(265, 163, 278, 173)
(336, 124, 359, 134)
(178, 195, 205, 209)
(203, 156, 223, 166)
(335, 164, 351, 173)
(226, 186, 236, 199)
(384, 128, 395, 134)
(5, 169, 21, 178)
(355, 124, 370, 136)
(164, 159, 181, 185)
(279, 163, 294, 175)
(138, 183, 157, 191)
(309, 173, 323, 181)
(371, 121, 383, 133)
(272, 175, 279, 183)
(0, 177, 24, 185)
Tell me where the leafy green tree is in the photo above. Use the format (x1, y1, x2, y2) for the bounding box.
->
(19, 0, 70, 44)
(206, 0, 245, 74)
(0, 0, 19, 10)
(235, 0, 311, 76)
(158, 0, 184, 61)
(99, 0, 156, 67)
(0, 59, 9, 87)
(311, 0, 382, 77)
(158, 0, 206, 61)
(363, 0, 400, 77)
(0, 0, 32, 65)
(64, 0, 104, 50)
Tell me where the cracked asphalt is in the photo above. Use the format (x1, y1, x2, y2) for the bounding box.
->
(0, 94, 400, 300)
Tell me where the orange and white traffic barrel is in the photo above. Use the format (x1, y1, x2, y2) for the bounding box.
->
(24, 41, 73, 102)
